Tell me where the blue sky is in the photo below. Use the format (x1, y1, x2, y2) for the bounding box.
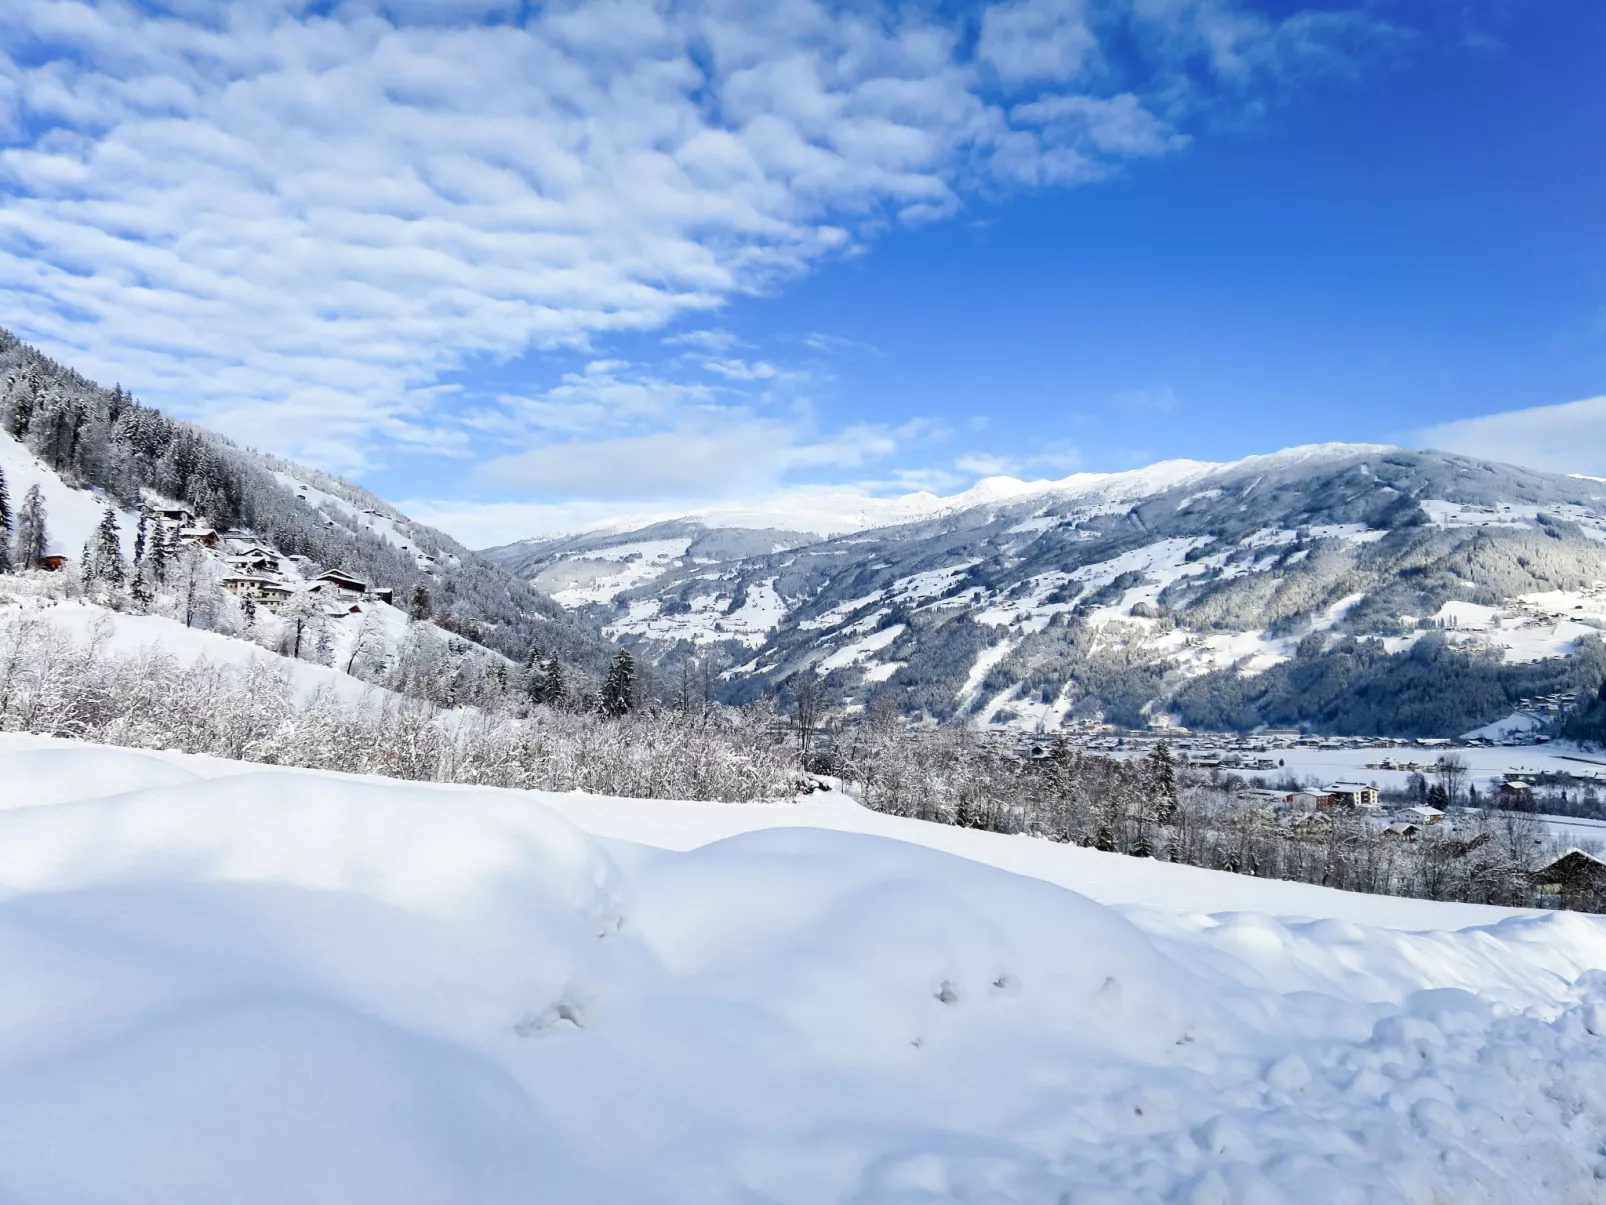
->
(0, 1, 1601, 545)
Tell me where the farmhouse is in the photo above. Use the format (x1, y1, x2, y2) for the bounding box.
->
(177, 527, 220, 548)
(312, 570, 367, 601)
(1395, 805, 1445, 826)
(1531, 849, 1606, 903)
(1288, 790, 1337, 810)
(220, 576, 293, 607)
(1499, 779, 1534, 804)
(1325, 782, 1381, 811)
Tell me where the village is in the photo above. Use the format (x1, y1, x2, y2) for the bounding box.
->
(141, 502, 398, 617)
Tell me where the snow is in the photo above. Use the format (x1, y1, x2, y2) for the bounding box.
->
(605, 575, 787, 648)
(0, 596, 391, 705)
(814, 622, 905, 674)
(957, 638, 1014, 707)
(272, 471, 418, 557)
(1461, 712, 1543, 741)
(0, 429, 137, 559)
(5, 735, 1606, 1202)
(4, 734, 1606, 1204)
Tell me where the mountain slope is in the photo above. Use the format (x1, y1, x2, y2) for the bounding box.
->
(489, 443, 1606, 736)
(0, 329, 607, 668)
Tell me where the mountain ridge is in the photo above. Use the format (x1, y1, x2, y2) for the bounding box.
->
(484, 441, 1606, 737)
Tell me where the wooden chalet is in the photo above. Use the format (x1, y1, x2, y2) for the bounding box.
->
(177, 527, 220, 548)
(312, 569, 368, 601)
(1395, 805, 1445, 826)
(221, 576, 293, 607)
(1325, 782, 1381, 811)
(1531, 849, 1606, 904)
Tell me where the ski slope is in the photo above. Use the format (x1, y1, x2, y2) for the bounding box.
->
(2, 734, 1605, 1205)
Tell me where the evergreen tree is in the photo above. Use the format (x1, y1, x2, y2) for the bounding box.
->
(599, 649, 635, 718)
(409, 582, 433, 621)
(132, 513, 148, 567)
(0, 465, 11, 574)
(542, 656, 567, 709)
(92, 507, 124, 586)
(1148, 739, 1178, 824)
(12, 484, 47, 569)
(129, 569, 153, 607)
(150, 522, 174, 582)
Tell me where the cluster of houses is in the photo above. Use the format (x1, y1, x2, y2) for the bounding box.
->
(150, 505, 393, 616)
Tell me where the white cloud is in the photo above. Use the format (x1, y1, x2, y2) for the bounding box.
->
(1416, 396, 1606, 476)
(0, 0, 1381, 476)
(978, 0, 1099, 85)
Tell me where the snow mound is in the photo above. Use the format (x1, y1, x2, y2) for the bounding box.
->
(2, 736, 1605, 1204)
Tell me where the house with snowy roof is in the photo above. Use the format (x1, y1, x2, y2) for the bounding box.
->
(1531, 849, 1606, 903)
(1324, 782, 1381, 810)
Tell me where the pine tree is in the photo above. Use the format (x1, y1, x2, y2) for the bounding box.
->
(409, 582, 433, 621)
(92, 507, 124, 586)
(599, 649, 635, 718)
(150, 522, 174, 582)
(0, 465, 11, 574)
(12, 484, 47, 569)
(1148, 739, 1178, 824)
(542, 656, 567, 709)
(132, 513, 148, 567)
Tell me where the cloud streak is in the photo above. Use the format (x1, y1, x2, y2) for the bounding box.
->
(1416, 396, 1606, 477)
(0, 0, 1385, 478)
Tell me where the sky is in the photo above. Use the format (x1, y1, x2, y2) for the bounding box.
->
(0, 0, 1601, 547)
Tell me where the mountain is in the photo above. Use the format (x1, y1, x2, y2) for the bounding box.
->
(484, 443, 1606, 737)
(0, 328, 607, 670)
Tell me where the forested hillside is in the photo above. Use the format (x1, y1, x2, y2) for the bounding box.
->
(0, 329, 606, 669)
(489, 445, 1606, 737)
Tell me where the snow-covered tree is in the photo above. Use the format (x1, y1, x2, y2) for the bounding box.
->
(599, 649, 635, 718)
(87, 507, 125, 587)
(279, 589, 322, 660)
(0, 465, 11, 574)
(12, 484, 47, 569)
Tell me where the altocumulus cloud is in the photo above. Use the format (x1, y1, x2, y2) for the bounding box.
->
(0, 0, 1386, 477)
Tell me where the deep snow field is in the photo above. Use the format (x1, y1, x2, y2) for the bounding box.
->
(3, 735, 1606, 1204)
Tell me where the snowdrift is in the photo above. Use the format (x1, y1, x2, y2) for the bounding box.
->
(2, 735, 1606, 1204)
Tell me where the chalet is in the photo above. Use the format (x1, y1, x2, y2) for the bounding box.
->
(312, 569, 367, 601)
(177, 527, 220, 548)
(1382, 823, 1420, 841)
(150, 506, 195, 524)
(225, 553, 280, 575)
(37, 554, 68, 572)
(1499, 779, 1534, 803)
(1395, 805, 1445, 826)
(1289, 790, 1337, 810)
(1242, 788, 1294, 807)
(1325, 782, 1382, 811)
(1531, 849, 1606, 900)
(221, 576, 293, 607)
(370, 587, 394, 605)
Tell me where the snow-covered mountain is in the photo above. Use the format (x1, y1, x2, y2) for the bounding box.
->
(485, 443, 1606, 737)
